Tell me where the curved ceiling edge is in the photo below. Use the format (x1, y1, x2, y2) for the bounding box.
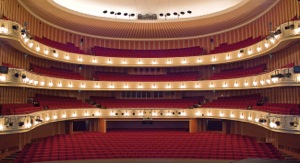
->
(18, 0, 279, 40)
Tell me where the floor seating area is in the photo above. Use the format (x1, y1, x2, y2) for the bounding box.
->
(202, 94, 261, 109)
(0, 103, 42, 115)
(209, 64, 266, 80)
(14, 130, 283, 162)
(254, 103, 299, 115)
(210, 36, 262, 54)
(34, 94, 91, 110)
(90, 97, 203, 109)
(30, 64, 86, 80)
(34, 36, 85, 54)
(93, 71, 201, 81)
(90, 46, 204, 58)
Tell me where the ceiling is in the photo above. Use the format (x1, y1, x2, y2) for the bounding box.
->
(51, 0, 246, 21)
(19, 0, 279, 40)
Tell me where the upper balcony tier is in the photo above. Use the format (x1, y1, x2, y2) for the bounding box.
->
(0, 20, 300, 67)
(0, 66, 298, 91)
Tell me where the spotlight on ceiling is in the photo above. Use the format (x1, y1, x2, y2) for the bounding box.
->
(117, 12, 121, 15)
(103, 10, 108, 14)
(130, 13, 135, 17)
(187, 10, 192, 14)
(110, 11, 115, 14)
(14, 73, 19, 78)
(159, 13, 164, 17)
(124, 13, 128, 16)
(166, 13, 171, 16)
(21, 74, 26, 79)
(180, 11, 185, 15)
(173, 12, 178, 15)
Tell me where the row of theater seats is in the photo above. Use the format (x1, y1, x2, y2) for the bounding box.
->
(0, 95, 92, 115)
(201, 94, 300, 115)
(30, 64, 86, 80)
(90, 96, 203, 109)
(210, 37, 262, 54)
(202, 94, 261, 109)
(14, 130, 283, 162)
(34, 36, 85, 54)
(1, 62, 19, 68)
(1, 94, 299, 115)
(0, 103, 42, 115)
(254, 103, 300, 115)
(34, 94, 91, 110)
(90, 46, 204, 58)
(93, 72, 201, 81)
(28, 63, 266, 81)
(209, 64, 266, 80)
(33, 36, 264, 58)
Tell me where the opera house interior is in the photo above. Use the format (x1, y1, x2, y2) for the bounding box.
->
(0, 0, 300, 162)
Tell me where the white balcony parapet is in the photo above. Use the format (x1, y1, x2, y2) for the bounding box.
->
(0, 108, 299, 134)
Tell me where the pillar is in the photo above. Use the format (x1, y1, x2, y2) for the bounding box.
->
(99, 118, 106, 133)
(189, 118, 198, 133)
(65, 121, 73, 135)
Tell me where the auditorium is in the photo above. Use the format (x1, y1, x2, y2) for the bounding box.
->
(0, 0, 300, 162)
